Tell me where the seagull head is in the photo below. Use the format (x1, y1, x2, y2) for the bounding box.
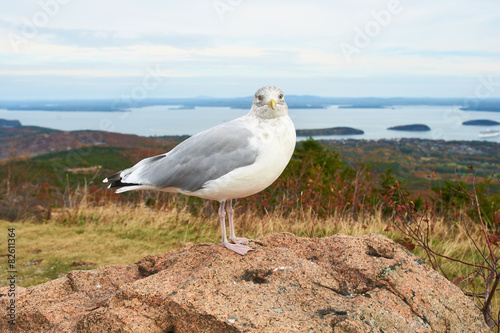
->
(251, 86, 288, 119)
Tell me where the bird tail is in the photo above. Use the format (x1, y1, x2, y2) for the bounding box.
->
(103, 154, 167, 193)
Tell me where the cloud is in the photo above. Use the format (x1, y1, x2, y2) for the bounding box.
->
(0, 0, 499, 98)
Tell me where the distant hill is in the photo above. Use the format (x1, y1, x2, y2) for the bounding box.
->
(0, 126, 499, 220)
(2, 97, 500, 112)
(460, 100, 500, 112)
(0, 122, 61, 140)
(1, 136, 499, 211)
(338, 105, 386, 109)
(0, 127, 186, 160)
(0, 119, 21, 128)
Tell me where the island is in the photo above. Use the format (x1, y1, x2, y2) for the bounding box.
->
(462, 119, 500, 126)
(387, 124, 431, 132)
(296, 127, 364, 136)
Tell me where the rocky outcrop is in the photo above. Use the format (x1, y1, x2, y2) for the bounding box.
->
(0, 233, 489, 332)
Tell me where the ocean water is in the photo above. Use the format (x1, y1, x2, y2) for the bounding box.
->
(1, 105, 500, 142)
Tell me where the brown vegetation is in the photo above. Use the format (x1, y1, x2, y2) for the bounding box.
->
(0, 136, 499, 328)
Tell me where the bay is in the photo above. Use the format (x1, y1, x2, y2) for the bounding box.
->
(1, 105, 500, 142)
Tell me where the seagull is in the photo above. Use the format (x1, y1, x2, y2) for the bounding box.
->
(103, 86, 296, 255)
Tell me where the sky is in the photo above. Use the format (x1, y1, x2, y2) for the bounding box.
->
(0, 0, 499, 99)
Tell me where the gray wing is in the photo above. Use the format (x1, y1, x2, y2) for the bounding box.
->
(119, 119, 258, 192)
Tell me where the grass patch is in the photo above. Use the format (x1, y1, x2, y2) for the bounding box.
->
(0, 204, 219, 287)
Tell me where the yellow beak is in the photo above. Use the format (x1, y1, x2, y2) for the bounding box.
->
(267, 98, 276, 110)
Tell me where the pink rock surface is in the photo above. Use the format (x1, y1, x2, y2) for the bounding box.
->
(0, 233, 490, 332)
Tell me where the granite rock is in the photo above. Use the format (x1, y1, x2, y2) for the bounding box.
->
(0, 233, 490, 332)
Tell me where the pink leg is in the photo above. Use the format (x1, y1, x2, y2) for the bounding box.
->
(227, 199, 250, 245)
(219, 200, 253, 255)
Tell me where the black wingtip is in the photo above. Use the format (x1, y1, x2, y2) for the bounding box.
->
(108, 179, 141, 189)
(103, 172, 140, 189)
(104, 172, 122, 183)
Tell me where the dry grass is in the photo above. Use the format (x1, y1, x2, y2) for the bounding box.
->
(0, 204, 216, 287)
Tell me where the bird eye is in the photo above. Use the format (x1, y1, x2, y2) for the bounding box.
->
(257, 95, 263, 101)
(279, 94, 284, 99)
